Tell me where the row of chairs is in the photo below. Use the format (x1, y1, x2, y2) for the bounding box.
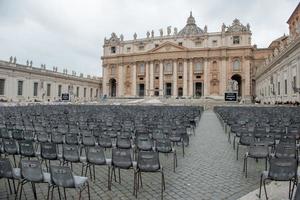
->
(215, 106, 300, 200)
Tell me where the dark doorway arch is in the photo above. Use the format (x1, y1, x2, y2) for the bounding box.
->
(178, 87, 183, 97)
(109, 78, 116, 97)
(231, 74, 242, 97)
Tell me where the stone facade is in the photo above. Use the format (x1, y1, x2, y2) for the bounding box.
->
(101, 13, 254, 100)
(0, 59, 101, 102)
(255, 3, 300, 104)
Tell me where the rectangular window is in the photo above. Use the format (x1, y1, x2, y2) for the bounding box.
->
(155, 44, 159, 48)
(284, 79, 287, 95)
(84, 88, 86, 97)
(111, 46, 116, 53)
(17, 80, 23, 96)
(139, 46, 144, 50)
(126, 47, 131, 52)
(58, 85, 62, 97)
(195, 41, 202, 46)
(212, 40, 217, 46)
(194, 62, 203, 73)
(76, 87, 79, 97)
(140, 63, 145, 74)
(293, 76, 297, 93)
(164, 62, 172, 74)
(47, 84, 51, 96)
(33, 82, 38, 97)
(90, 88, 93, 98)
(0, 79, 5, 95)
(178, 63, 183, 72)
(178, 42, 183, 46)
(278, 82, 280, 95)
(233, 36, 240, 44)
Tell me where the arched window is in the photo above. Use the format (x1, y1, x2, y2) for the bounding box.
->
(233, 59, 240, 71)
(164, 61, 172, 73)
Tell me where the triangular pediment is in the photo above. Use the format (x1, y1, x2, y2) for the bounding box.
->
(149, 42, 187, 53)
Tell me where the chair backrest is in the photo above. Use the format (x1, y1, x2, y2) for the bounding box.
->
(50, 165, 75, 188)
(275, 143, 297, 158)
(112, 148, 132, 169)
(63, 144, 79, 161)
(0, 158, 14, 178)
(20, 160, 43, 182)
(268, 158, 297, 181)
(41, 142, 57, 160)
(137, 151, 160, 172)
(3, 139, 18, 154)
(19, 140, 35, 156)
(87, 146, 106, 165)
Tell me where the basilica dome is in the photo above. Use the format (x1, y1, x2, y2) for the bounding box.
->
(178, 12, 204, 36)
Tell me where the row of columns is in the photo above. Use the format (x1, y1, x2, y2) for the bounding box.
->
(104, 57, 251, 98)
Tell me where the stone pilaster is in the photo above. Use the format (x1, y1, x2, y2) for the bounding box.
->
(183, 59, 188, 97)
(132, 63, 137, 97)
(145, 62, 149, 96)
(102, 65, 108, 96)
(159, 61, 164, 96)
(149, 61, 154, 96)
(118, 65, 124, 97)
(203, 59, 209, 97)
(220, 58, 227, 95)
(189, 59, 194, 96)
(173, 60, 178, 97)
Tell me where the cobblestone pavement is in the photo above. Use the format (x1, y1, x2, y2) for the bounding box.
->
(0, 110, 264, 200)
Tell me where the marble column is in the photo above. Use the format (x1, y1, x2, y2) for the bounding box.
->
(149, 61, 154, 96)
(102, 65, 108, 96)
(189, 59, 194, 96)
(183, 59, 188, 97)
(173, 60, 178, 97)
(118, 65, 124, 97)
(159, 61, 164, 96)
(145, 62, 149, 96)
(220, 58, 227, 95)
(244, 59, 251, 97)
(132, 63, 137, 97)
(203, 59, 209, 97)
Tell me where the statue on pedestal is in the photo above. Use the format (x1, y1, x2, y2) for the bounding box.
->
(133, 33, 137, 40)
(167, 26, 171, 35)
(151, 30, 154, 38)
(159, 29, 163, 37)
(9, 56, 13, 63)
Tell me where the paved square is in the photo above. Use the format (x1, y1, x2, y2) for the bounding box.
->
(0, 110, 265, 200)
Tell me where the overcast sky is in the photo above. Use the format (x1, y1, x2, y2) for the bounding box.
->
(0, 0, 298, 76)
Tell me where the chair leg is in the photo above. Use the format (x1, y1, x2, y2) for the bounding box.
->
(12, 179, 16, 194)
(7, 179, 12, 194)
(15, 181, 20, 200)
(108, 166, 111, 190)
(93, 165, 96, 181)
(63, 188, 67, 200)
(236, 143, 239, 160)
(139, 172, 143, 188)
(265, 157, 268, 170)
(18, 182, 23, 200)
(258, 174, 263, 198)
(161, 171, 164, 200)
(263, 179, 268, 200)
(182, 141, 185, 157)
(118, 168, 121, 183)
(86, 181, 91, 200)
(173, 151, 176, 172)
(57, 186, 62, 200)
(47, 185, 51, 200)
(32, 182, 37, 199)
(233, 136, 236, 150)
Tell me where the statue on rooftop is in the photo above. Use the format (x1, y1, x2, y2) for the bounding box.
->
(151, 30, 154, 38)
(159, 28, 163, 37)
(174, 27, 178, 35)
(167, 26, 171, 35)
(133, 32, 137, 40)
(9, 56, 13, 63)
(146, 31, 150, 38)
(13, 57, 16, 64)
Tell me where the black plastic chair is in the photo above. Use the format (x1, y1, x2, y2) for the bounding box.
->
(169, 129, 185, 157)
(50, 131, 64, 154)
(19, 140, 35, 159)
(83, 146, 108, 183)
(41, 142, 58, 171)
(110, 148, 134, 190)
(236, 133, 255, 160)
(116, 135, 132, 149)
(65, 133, 79, 145)
(135, 151, 165, 200)
(3, 139, 18, 167)
(47, 165, 90, 200)
(156, 137, 177, 172)
(16, 160, 45, 200)
(294, 184, 300, 200)
(0, 158, 19, 195)
(23, 130, 35, 141)
(98, 134, 112, 149)
(62, 144, 81, 171)
(243, 142, 269, 178)
(259, 157, 298, 200)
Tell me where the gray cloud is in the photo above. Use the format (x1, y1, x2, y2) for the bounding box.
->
(0, 0, 298, 76)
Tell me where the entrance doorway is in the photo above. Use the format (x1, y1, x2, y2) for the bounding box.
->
(109, 78, 116, 97)
(231, 74, 242, 96)
(178, 87, 183, 97)
(154, 88, 159, 96)
(195, 82, 203, 97)
(165, 83, 172, 96)
(138, 84, 145, 97)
